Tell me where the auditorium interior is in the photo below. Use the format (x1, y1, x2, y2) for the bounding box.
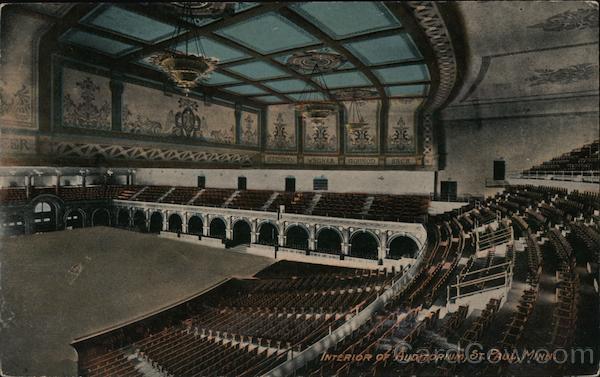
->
(0, 2, 598, 377)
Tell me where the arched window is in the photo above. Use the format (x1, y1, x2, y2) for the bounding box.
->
(34, 202, 52, 213)
(33, 201, 55, 232)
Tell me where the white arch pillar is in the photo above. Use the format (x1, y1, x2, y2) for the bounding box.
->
(308, 224, 316, 251)
(182, 212, 188, 234)
(341, 227, 350, 255)
(202, 214, 209, 236)
(250, 218, 258, 243)
(225, 216, 233, 240)
(378, 231, 388, 260)
(162, 211, 168, 231)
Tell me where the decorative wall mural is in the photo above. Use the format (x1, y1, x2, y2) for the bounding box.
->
(267, 105, 296, 151)
(528, 6, 599, 31)
(345, 100, 379, 154)
(122, 105, 163, 135)
(122, 83, 236, 145)
(304, 114, 338, 153)
(62, 69, 111, 130)
(240, 111, 259, 146)
(525, 63, 597, 86)
(0, 13, 46, 128)
(387, 98, 422, 154)
(170, 98, 202, 138)
(0, 84, 31, 121)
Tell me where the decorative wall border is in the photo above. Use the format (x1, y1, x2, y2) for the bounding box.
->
(407, 1, 457, 112)
(46, 140, 254, 164)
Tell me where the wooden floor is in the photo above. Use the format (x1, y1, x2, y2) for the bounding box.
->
(0, 227, 272, 376)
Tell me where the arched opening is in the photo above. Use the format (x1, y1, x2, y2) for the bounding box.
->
(388, 236, 419, 259)
(210, 217, 227, 239)
(350, 231, 379, 260)
(2, 214, 25, 236)
(65, 209, 84, 229)
(133, 210, 147, 232)
(92, 208, 110, 227)
(232, 220, 251, 246)
(117, 210, 130, 228)
(285, 225, 309, 251)
(168, 213, 183, 233)
(149, 212, 163, 233)
(258, 223, 279, 246)
(188, 216, 203, 236)
(316, 228, 342, 255)
(33, 201, 56, 233)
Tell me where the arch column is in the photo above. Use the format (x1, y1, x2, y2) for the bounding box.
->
(341, 227, 350, 255)
(250, 218, 258, 243)
(162, 211, 168, 231)
(225, 217, 233, 240)
(378, 231, 388, 260)
(182, 212, 189, 234)
(277, 220, 285, 247)
(308, 224, 316, 251)
(145, 209, 151, 230)
(202, 214, 210, 236)
(128, 208, 134, 228)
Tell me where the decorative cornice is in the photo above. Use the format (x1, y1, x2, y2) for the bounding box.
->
(407, 1, 458, 112)
(45, 141, 253, 164)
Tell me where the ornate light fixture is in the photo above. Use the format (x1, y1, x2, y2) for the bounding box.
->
(333, 88, 378, 130)
(286, 51, 346, 124)
(150, 3, 220, 93)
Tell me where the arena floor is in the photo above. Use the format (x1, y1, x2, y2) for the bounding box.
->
(0, 227, 272, 376)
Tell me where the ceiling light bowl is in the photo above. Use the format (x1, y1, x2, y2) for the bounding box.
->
(151, 52, 219, 91)
(298, 102, 339, 120)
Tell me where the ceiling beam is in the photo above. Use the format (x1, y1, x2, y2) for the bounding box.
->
(113, 3, 332, 102)
(73, 23, 150, 48)
(116, 3, 286, 64)
(278, 7, 387, 102)
(207, 33, 335, 100)
(56, 43, 268, 109)
(212, 68, 292, 103)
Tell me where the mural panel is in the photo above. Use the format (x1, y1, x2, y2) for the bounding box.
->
(0, 12, 47, 128)
(62, 68, 111, 130)
(240, 111, 259, 146)
(122, 83, 235, 145)
(266, 104, 297, 151)
(386, 98, 422, 154)
(303, 113, 338, 154)
(345, 100, 379, 154)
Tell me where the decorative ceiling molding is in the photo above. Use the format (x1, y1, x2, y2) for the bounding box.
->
(406, 1, 457, 111)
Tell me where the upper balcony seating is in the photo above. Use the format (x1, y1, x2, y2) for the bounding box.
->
(131, 186, 171, 202)
(161, 187, 201, 205)
(366, 194, 429, 222)
(311, 193, 368, 218)
(227, 190, 274, 210)
(192, 188, 236, 207)
(0, 188, 27, 205)
(522, 139, 599, 175)
(267, 191, 315, 214)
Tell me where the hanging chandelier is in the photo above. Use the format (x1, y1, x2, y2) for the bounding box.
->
(333, 88, 378, 130)
(150, 3, 219, 93)
(286, 51, 346, 124)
